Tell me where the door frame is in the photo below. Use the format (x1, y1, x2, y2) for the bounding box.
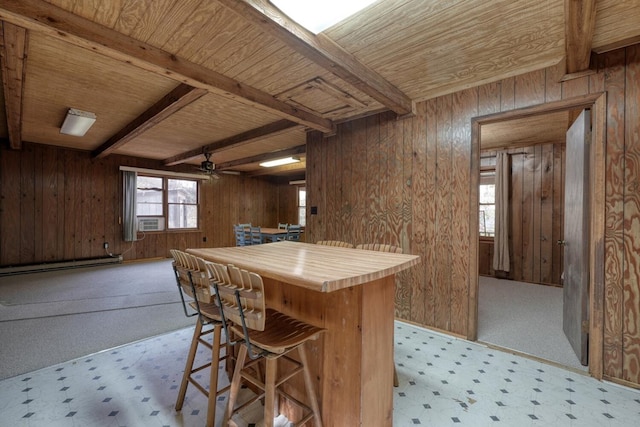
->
(468, 93, 606, 379)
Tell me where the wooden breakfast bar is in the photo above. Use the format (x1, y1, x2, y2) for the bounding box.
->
(188, 241, 419, 426)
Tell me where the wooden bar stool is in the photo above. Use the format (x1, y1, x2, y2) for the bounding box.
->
(316, 240, 354, 248)
(170, 250, 230, 427)
(211, 262, 325, 427)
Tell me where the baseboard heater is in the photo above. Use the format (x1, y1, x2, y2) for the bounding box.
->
(0, 255, 123, 276)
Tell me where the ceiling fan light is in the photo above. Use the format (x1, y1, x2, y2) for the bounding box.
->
(259, 156, 300, 168)
(60, 108, 96, 137)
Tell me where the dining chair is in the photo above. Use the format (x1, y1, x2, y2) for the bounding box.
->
(277, 222, 288, 230)
(170, 250, 230, 427)
(212, 263, 325, 427)
(316, 240, 354, 248)
(355, 243, 403, 387)
(234, 224, 251, 246)
(250, 226, 262, 245)
(284, 224, 302, 241)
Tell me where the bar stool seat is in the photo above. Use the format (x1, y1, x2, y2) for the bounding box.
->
(170, 250, 230, 427)
(209, 262, 325, 427)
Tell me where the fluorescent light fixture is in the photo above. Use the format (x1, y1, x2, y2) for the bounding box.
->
(60, 108, 97, 137)
(271, 0, 377, 34)
(260, 156, 300, 168)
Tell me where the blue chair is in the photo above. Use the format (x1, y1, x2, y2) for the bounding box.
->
(250, 226, 262, 245)
(285, 224, 302, 241)
(234, 224, 251, 246)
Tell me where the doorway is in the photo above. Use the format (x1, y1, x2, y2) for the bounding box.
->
(468, 94, 607, 379)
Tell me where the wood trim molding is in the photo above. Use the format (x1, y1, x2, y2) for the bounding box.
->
(118, 165, 209, 181)
(93, 84, 208, 159)
(0, 0, 334, 133)
(218, 0, 414, 116)
(164, 119, 301, 166)
(588, 92, 606, 381)
(472, 93, 604, 126)
(565, 0, 597, 74)
(0, 20, 27, 150)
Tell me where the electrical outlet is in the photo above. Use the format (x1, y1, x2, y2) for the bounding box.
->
(103, 242, 109, 249)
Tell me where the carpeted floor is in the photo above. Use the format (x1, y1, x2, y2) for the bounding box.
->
(478, 276, 587, 372)
(0, 259, 194, 380)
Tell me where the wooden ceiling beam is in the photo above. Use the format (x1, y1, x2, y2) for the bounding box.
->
(0, 0, 334, 133)
(93, 83, 207, 159)
(164, 119, 300, 166)
(0, 21, 27, 150)
(564, 0, 597, 74)
(218, 0, 414, 116)
(215, 144, 306, 170)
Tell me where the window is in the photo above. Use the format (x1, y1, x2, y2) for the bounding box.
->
(479, 171, 495, 237)
(136, 175, 199, 230)
(136, 176, 163, 216)
(298, 187, 306, 226)
(168, 179, 198, 229)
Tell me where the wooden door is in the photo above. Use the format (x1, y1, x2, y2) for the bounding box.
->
(562, 109, 590, 366)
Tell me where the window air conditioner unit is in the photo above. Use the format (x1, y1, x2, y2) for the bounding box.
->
(138, 217, 165, 231)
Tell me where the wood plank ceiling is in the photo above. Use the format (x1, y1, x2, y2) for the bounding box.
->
(0, 0, 639, 176)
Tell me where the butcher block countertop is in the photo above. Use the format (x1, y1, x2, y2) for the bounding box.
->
(187, 240, 419, 292)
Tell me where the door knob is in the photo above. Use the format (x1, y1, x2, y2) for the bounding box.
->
(557, 240, 566, 246)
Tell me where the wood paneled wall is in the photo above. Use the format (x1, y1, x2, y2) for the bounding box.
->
(479, 144, 565, 286)
(306, 45, 640, 387)
(0, 142, 284, 265)
(277, 184, 302, 227)
(510, 144, 565, 286)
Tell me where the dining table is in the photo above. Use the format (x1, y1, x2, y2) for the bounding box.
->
(258, 227, 290, 243)
(187, 240, 420, 426)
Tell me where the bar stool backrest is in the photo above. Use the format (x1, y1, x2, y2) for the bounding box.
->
(171, 249, 195, 298)
(215, 263, 266, 332)
(316, 240, 354, 248)
(171, 250, 213, 303)
(355, 243, 403, 253)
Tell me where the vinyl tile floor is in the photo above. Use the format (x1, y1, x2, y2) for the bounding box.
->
(1, 321, 638, 426)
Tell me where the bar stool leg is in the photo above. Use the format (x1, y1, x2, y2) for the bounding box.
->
(393, 363, 399, 387)
(224, 344, 248, 426)
(298, 344, 323, 427)
(264, 357, 277, 427)
(176, 318, 204, 411)
(206, 324, 223, 427)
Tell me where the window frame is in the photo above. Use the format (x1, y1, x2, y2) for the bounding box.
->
(297, 186, 306, 227)
(136, 174, 200, 231)
(479, 168, 496, 238)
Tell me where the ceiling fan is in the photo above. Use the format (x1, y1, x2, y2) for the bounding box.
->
(197, 152, 220, 179)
